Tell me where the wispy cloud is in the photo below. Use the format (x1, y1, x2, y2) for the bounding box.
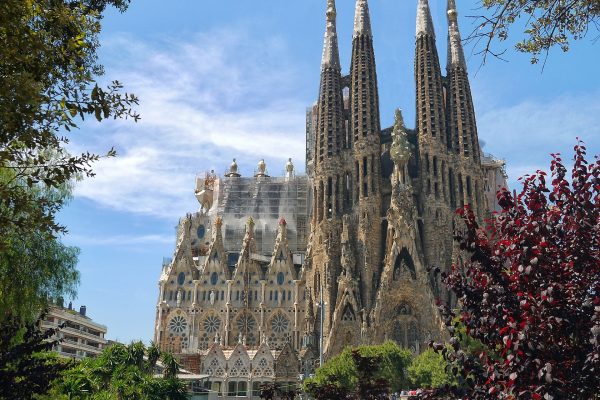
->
(71, 28, 308, 220)
(65, 233, 174, 247)
(478, 90, 600, 187)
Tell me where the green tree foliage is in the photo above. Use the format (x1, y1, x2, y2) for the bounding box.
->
(472, 0, 600, 64)
(303, 342, 413, 397)
(0, 0, 139, 245)
(0, 175, 80, 323)
(407, 349, 453, 389)
(46, 342, 189, 400)
(0, 314, 73, 400)
(0, 0, 139, 324)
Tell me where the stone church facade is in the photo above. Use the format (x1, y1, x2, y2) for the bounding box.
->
(154, 0, 508, 384)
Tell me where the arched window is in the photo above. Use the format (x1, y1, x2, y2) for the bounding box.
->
(393, 248, 417, 280)
(408, 322, 419, 352)
(341, 303, 356, 321)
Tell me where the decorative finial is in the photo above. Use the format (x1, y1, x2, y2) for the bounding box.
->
(446, 0, 466, 67)
(390, 109, 413, 165)
(255, 159, 268, 177)
(279, 217, 287, 226)
(416, 0, 435, 38)
(215, 216, 223, 228)
(353, 0, 372, 38)
(321, 0, 340, 69)
(247, 217, 255, 228)
(226, 158, 241, 177)
(326, 0, 336, 21)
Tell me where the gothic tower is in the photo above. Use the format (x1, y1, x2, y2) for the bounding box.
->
(349, 0, 382, 314)
(445, 0, 484, 218)
(414, 0, 452, 297)
(308, 0, 346, 355)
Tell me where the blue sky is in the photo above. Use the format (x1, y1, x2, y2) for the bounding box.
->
(58, 0, 600, 343)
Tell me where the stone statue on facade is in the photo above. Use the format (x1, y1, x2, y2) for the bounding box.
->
(176, 289, 182, 307)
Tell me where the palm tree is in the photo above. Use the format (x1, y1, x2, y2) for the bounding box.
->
(146, 342, 161, 373)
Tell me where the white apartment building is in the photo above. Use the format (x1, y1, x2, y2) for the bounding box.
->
(41, 303, 108, 359)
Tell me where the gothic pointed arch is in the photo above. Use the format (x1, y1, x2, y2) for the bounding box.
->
(201, 343, 227, 378)
(253, 339, 276, 378)
(200, 217, 229, 278)
(392, 247, 417, 280)
(228, 343, 251, 378)
(233, 217, 262, 280)
(268, 218, 295, 277)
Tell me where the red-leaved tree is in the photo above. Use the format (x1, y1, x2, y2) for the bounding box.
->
(427, 142, 599, 399)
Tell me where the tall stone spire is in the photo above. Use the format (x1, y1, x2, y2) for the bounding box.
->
(416, 0, 435, 38)
(446, 0, 466, 68)
(445, 0, 479, 161)
(353, 0, 372, 38)
(321, 0, 340, 70)
(309, 0, 347, 358)
(415, 0, 446, 147)
(313, 0, 345, 208)
(445, 0, 483, 217)
(350, 0, 382, 312)
(350, 0, 380, 145)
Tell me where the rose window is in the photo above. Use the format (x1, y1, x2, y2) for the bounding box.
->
(203, 315, 221, 333)
(169, 316, 187, 334)
(236, 314, 256, 332)
(271, 314, 289, 333)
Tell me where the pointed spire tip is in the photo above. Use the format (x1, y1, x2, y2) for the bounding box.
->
(353, 0, 372, 38)
(416, 0, 435, 38)
(321, 0, 340, 69)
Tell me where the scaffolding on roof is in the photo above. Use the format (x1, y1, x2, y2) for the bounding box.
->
(209, 175, 310, 257)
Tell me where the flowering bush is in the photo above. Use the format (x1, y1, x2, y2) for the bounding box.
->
(427, 142, 599, 399)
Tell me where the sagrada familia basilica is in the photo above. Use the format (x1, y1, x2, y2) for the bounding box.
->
(153, 0, 507, 392)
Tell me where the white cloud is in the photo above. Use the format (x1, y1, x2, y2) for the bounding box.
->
(72, 29, 308, 220)
(477, 91, 600, 188)
(65, 233, 174, 247)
